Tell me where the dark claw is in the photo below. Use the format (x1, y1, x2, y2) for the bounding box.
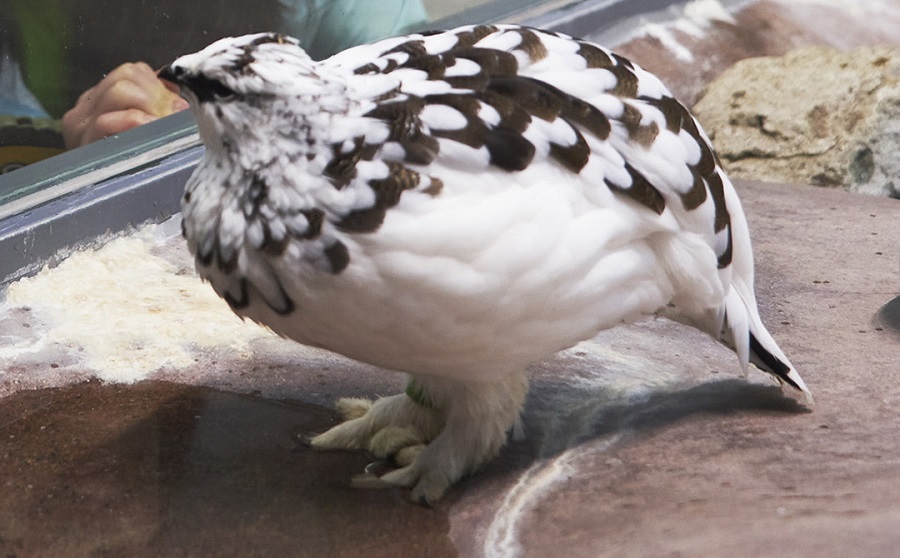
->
(364, 460, 394, 476)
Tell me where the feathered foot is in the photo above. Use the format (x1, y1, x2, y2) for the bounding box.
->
(310, 371, 529, 504)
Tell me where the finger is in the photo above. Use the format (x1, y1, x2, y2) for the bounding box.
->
(82, 108, 158, 145)
(169, 93, 190, 113)
(161, 75, 181, 95)
(102, 62, 162, 93)
(79, 62, 168, 115)
(94, 78, 160, 116)
(62, 62, 190, 148)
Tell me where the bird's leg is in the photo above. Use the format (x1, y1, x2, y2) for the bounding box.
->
(310, 371, 529, 504)
(309, 382, 444, 463)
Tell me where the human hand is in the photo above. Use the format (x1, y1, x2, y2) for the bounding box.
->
(62, 62, 190, 149)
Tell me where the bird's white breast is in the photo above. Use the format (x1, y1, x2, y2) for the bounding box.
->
(229, 160, 693, 382)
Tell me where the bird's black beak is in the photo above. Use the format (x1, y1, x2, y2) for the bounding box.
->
(157, 64, 182, 86)
(155, 64, 237, 103)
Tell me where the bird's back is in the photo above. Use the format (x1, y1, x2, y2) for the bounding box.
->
(280, 25, 737, 367)
(326, 24, 735, 263)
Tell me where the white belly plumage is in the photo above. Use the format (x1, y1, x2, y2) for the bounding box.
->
(220, 164, 717, 382)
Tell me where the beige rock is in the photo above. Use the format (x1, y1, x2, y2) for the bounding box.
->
(693, 46, 900, 197)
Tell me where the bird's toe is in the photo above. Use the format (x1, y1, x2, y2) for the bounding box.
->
(368, 425, 425, 458)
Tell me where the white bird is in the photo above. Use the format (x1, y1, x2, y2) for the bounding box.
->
(160, 25, 811, 504)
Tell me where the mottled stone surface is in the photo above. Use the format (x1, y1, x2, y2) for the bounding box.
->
(693, 46, 900, 197)
(614, 0, 900, 107)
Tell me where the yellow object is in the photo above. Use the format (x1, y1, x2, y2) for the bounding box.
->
(0, 116, 65, 173)
(0, 145, 64, 174)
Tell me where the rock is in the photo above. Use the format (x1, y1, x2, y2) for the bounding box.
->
(692, 46, 900, 197)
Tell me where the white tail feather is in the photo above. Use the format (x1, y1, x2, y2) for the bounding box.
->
(723, 289, 751, 375)
(723, 282, 813, 403)
(717, 173, 812, 403)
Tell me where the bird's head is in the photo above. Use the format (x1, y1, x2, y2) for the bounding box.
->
(159, 32, 348, 152)
(159, 33, 322, 101)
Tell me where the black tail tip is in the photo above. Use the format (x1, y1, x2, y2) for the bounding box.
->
(749, 333, 812, 402)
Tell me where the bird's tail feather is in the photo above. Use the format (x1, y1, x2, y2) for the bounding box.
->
(721, 285, 813, 403)
(713, 175, 812, 403)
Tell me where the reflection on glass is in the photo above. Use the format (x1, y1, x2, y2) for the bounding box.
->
(0, 0, 434, 174)
(0, 0, 530, 172)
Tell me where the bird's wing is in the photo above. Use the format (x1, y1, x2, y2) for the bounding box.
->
(321, 24, 737, 276)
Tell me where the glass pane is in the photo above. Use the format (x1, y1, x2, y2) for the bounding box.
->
(0, 0, 544, 194)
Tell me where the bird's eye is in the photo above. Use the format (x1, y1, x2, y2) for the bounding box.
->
(208, 79, 237, 101)
(187, 75, 239, 103)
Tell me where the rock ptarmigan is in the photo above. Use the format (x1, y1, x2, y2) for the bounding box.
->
(160, 25, 812, 504)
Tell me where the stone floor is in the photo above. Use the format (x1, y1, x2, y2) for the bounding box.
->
(2, 179, 898, 557)
(2, 1, 900, 557)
